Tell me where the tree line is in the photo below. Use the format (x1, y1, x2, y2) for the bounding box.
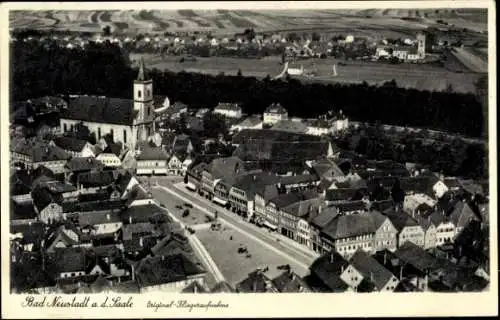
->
(11, 40, 485, 138)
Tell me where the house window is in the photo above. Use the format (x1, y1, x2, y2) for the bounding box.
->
(63, 123, 67, 132)
(147, 89, 150, 98)
(138, 90, 142, 98)
(110, 129, 114, 141)
(123, 130, 127, 144)
(98, 127, 101, 139)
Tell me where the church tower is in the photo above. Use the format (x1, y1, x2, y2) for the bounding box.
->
(133, 58, 154, 143)
(417, 33, 426, 59)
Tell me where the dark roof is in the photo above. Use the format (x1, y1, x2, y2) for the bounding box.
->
(77, 170, 116, 188)
(232, 172, 282, 200)
(31, 186, 63, 212)
(151, 232, 193, 258)
(135, 254, 206, 288)
(136, 147, 169, 161)
(12, 140, 70, 162)
(382, 208, 421, 232)
(325, 188, 360, 202)
(278, 174, 319, 185)
(399, 176, 438, 195)
(122, 222, 154, 241)
(370, 200, 394, 212)
(236, 269, 278, 293)
(52, 136, 89, 152)
(332, 200, 366, 212)
(50, 247, 88, 274)
(61, 96, 137, 126)
(66, 157, 104, 172)
(44, 180, 77, 194)
(264, 102, 287, 114)
(101, 143, 123, 157)
(63, 199, 123, 213)
(115, 171, 134, 194)
(208, 156, 245, 180)
(311, 207, 340, 229)
(215, 102, 242, 111)
(121, 204, 164, 224)
(394, 241, 447, 273)
(309, 252, 349, 292)
(10, 201, 38, 220)
(321, 211, 387, 240)
(449, 201, 480, 229)
(268, 190, 318, 209)
(10, 170, 32, 195)
(10, 221, 45, 245)
(349, 250, 395, 291)
(272, 271, 312, 292)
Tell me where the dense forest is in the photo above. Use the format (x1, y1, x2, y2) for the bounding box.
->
(11, 41, 485, 138)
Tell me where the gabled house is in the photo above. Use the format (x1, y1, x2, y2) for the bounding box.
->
(51, 136, 95, 158)
(135, 254, 206, 293)
(263, 103, 288, 125)
(382, 208, 425, 248)
(31, 186, 64, 223)
(427, 211, 457, 246)
(308, 251, 349, 292)
(48, 247, 88, 281)
(235, 269, 279, 293)
(78, 210, 123, 239)
(213, 102, 243, 119)
(271, 269, 312, 292)
(230, 116, 263, 133)
(96, 143, 123, 168)
(45, 225, 80, 252)
(11, 139, 71, 174)
(448, 200, 481, 235)
(64, 157, 104, 184)
(340, 249, 399, 292)
(136, 146, 169, 175)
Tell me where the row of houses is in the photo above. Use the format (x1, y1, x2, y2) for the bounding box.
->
(10, 165, 212, 294)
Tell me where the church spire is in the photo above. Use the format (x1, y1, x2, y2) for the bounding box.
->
(137, 57, 146, 81)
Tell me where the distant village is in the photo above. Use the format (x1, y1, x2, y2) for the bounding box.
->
(10, 60, 489, 293)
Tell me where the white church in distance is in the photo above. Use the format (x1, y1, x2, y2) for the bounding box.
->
(59, 59, 157, 151)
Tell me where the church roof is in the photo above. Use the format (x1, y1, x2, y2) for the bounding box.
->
(61, 96, 137, 126)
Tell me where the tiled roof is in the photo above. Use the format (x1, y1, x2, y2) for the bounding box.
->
(311, 207, 340, 229)
(31, 186, 63, 212)
(10, 170, 32, 195)
(349, 250, 395, 291)
(278, 174, 319, 185)
(394, 241, 447, 273)
(101, 143, 123, 157)
(136, 147, 169, 161)
(399, 176, 438, 195)
(77, 170, 116, 188)
(325, 188, 359, 202)
(232, 172, 281, 199)
(50, 247, 88, 274)
(63, 199, 124, 213)
(272, 271, 311, 292)
(268, 190, 319, 209)
(10, 201, 38, 220)
(321, 211, 380, 240)
(151, 232, 193, 258)
(282, 197, 322, 219)
(135, 254, 206, 288)
(309, 252, 349, 292)
(78, 210, 122, 227)
(236, 269, 278, 293)
(122, 222, 154, 241)
(66, 157, 104, 172)
(382, 208, 421, 231)
(121, 204, 164, 224)
(12, 140, 71, 163)
(61, 96, 137, 126)
(233, 116, 262, 128)
(44, 181, 77, 194)
(52, 136, 89, 152)
(448, 201, 480, 228)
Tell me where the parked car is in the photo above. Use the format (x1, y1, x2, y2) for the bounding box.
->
(184, 203, 193, 208)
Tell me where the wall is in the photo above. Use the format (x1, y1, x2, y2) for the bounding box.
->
(97, 153, 122, 167)
(334, 234, 374, 259)
(373, 219, 398, 252)
(40, 203, 63, 223)
(60, 119, 137, 150)
(340, 265, 363, 290)
(398, 226, 425, 248)
(436, 222, 456, 246)
(263, 112, 288, 125)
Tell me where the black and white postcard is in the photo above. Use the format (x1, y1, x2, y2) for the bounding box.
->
(1, 1, 497, 318)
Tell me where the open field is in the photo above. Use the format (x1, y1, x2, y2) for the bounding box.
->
(452, 47, 488, 73)
(134, 53, 483, 93)
(10, 9, 487, 37)
(197, 227, 309, 286)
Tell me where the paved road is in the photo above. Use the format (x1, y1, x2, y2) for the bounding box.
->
(151, 181, 318, 270)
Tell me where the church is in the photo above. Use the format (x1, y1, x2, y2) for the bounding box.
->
(59, 59, 156, 151)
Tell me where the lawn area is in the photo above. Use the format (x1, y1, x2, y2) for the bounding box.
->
(196, 227, 309, 286)
(151, 188, 213, 226)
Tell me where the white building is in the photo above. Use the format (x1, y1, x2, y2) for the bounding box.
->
(60, 59, 155, 151)
(136, 147, 169, 175)
(213, 102, 243, 119)
(263, 103, 288, 125)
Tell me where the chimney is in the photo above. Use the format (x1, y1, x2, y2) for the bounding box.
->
(384, 252, 387, 265)
(399, 265, 404, 280)
(106, 213, 110, 221)
(341, 265, 344, 273)
(194, 283, 198, 293)
(330, 253, 334, 263)
(129, 216, 132, 224)
(139, 237, 144, 247)
(370, 272, 374, 283)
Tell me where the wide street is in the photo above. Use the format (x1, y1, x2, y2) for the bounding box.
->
(149, 177, 319, 282)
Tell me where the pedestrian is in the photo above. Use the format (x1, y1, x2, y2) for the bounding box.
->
(229, 235, 233, 240)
